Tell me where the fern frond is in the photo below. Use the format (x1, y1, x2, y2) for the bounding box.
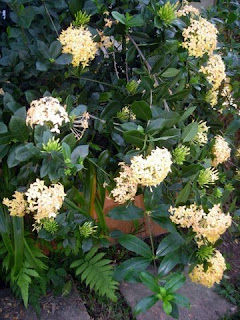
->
(71, 247, 118, 302)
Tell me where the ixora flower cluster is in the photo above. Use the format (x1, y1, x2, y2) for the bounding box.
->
(189, 250, 226, 288)
(200, 54, 226, 107)
(169, 203, 231, 287)
(111, 147, 172, 204)
(176, 2, 200, 17)
(212, 135, 231, 167)
(58, 25, 97, 68)
(182, 17, 218, 58)
(181, 11, 228, 108)
(3, 179, 65, 228)
(26, 97, 70, 133)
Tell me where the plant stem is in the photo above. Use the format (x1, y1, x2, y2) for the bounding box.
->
(127, 33, 171, 112)
(42, 0, 59, 37)
(146, 212, 157, 274)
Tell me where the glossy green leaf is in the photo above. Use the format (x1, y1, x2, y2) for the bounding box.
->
(156, 233, 184, 257)
(134, 295, 159, 315)
(161, 68, 180, 78)
(118, 235, 153, 259)
(9, 116, 29, 142)
(108, 204, 144, 221)
(176, 182, 191, 205)
(132, 101, 152, 121)
(181, 122, 198, 142)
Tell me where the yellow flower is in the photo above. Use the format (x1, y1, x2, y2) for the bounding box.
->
(104, 18, 113, 28)
(206, 89, 218, 107)
(3, 192, 27, 217)
(169, 204, 205, 229)
(111, 163, 138, 204)
(212, 135, 231, 167)
(177, 2, 200, 17)
(193, 204, 232, 245)
(71, 111, 90, 140)
(130, 147, 172, 188)
(25, 179, 65, 223)
(26, 97, 70, 134)
(182, 18, 218, 58)
(58, 25, 97, 68)
(189, 250, 226, 288)
(117, 106, 136, 121)
(193, 121, 209, 146)
(200, 54, 226, 90)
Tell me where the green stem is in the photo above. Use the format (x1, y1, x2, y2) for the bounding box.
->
(64, 198, 88, 216)
(146, 212, 157, 274)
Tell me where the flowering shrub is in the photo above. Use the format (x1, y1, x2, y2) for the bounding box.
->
(0, 0, 239, 317)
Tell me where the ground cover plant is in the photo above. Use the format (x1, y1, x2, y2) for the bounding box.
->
(0, 0, 239, 318)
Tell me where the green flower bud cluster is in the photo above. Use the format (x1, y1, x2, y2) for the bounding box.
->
(43, 219, 59, 234)
(42, 137, 61, 152)
(126, 80, 138, 94)
(196, 245, 214, 263)
(79, 221, 98, 238)
(197, 167, 219, 188)
(157, 2, 178, 26)
(73, 10, 91, 27)
(172, 145, 190, 165)
(72, 10, 91, 27)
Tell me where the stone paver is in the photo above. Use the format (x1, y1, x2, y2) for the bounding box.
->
(120, 269, 237, 320)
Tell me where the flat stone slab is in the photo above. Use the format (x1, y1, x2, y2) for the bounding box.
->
(0, 285, 91, 320)
(120, 269, 237, 320)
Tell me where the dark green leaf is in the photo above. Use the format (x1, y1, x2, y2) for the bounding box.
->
(134, 295, 159, 315)
(114, 257, 151, 281)
(172, 293, 190, 308)
(9, 116, 29, 142)
(108, 204, 144, 221)
(132, 101, 152, 121)
(158, 251, 181, 276)
(140, 272, 159, 293)
(156, 233, 184, 257)
(161, 68, 180, 78)
(181, 122, 198, 142)
(123, 130, 145, 148)
(164, 273, 185, 292)
(55, 54, 72, 65)
(118, 235, 152, 259)
(112, 11, 127, 24)
(176, 182, 191, 205)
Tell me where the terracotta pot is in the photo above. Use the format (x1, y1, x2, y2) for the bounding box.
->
(94, 194, 166, 239)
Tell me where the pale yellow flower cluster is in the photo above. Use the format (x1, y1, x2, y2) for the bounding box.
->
(189, 250, 226, 287)
(71, 111, 90, 140)
(177, 4, 200, 17)
(200, 54, 226, 90)
(3, 191, 27, 217)
(206, 89, 218, 107)
(212, 135, 231, 167)
(3, 179, 65, 224)
(97, 31, 113, 49)
(25, 179, 65, 222)
(111, 147, 172, 203)
(170, 203, 231, 246)
(117, 106, 136, 121)
(169, 203, 204, 228)
(111, 163, 138, 204)
(221, 83, 238, 112)
(193, 121, 209, 146)
(59, 25, 97, 68)
(26, 97, 70, 134)
(182, 18, 218, 58)
(194, 204, 232, 245)
(130, 147, 172, 188)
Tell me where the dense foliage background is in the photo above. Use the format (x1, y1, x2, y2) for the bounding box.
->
(0, 0, 239, 318)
